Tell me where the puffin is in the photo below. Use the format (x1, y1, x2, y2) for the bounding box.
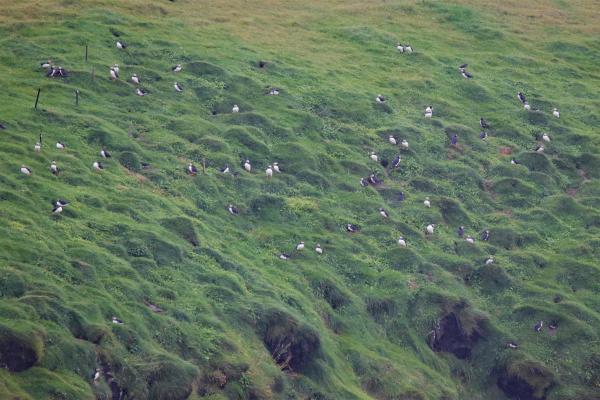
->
(174, 82, 183, 92)
(109, 67, 119, 80)
(93, 368, 101, 383)
(548, 321, 558, 330)
(50, 161, 59, 176)
(265, 165, 273, 179)
(398, 236, 407, 247)
(552, 108, 560, 118)
(41, 59, 52, 69)
(535, 144, 545, 153)
(465, 236, 475, 244)
(34, 142, 41, 152)
(368, 173, 381, 185)
(450, 134, 458, 145)
(534, 320, 543, 332)
(479, 131, 488, 140)
(511, 158, 520, 165)
(507, 342, 519, 349)
(480, 118, 490, 129)
(136, 88, 147, 96)
(220, 164, 230, 174)
(112, 64, 120, 75)
(457, 226, 465, 237)
(389, 135, 397, 145)
(52, 203, 64, 214)
(360, 177, 369, 187)
(346, 224, 359, 233)
(396, 43, 404, 53)
(56, 141, 65, 149)
(423, 197, 431, 208)
(100, 149, 111, 158)
(398, 191, 405, 202)
(459, 63, 468, 69)
(92, 161, 104, 171)
(52, 199, 69, 207)
(296, 241, 305, 251)
(426, 223, 435, 235)
(273, 162, 281, 173)
(379, 207, 389, 218)
(424, 106, 433, 118)
(267, 88, 280, 96)
(401, 139, 409, 149)
(391, 154, 401, 168)
(481, 230, 490, 241)
(370, 152, 379, 162)
(375, 95, 386, 103)
(187, 162, 198, 176)
(279, 253, 290, 260)
(485, 256, 494, 265)
(542, 133, 551, 142)
(243, 159, 251, 172)
(517, 92, 526, 103)
(172, 64, 182, 72)
(111, 316, 124, 324)
(20, 165, 32, 175)
(523, 101, 531, 111)
(131, 74, 140, 84)
(460, 69, 473, 79)
(232, 104, 240, 113)
(116, 41, 126, 49)
(315, 243, 323, 254)
(404, 44, 413, 53)
(228, 204, 239, 215)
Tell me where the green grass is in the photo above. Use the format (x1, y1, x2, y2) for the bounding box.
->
(0, 0, 599, 399)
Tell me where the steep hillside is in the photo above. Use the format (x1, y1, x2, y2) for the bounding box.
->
(0, 1, 599, 399)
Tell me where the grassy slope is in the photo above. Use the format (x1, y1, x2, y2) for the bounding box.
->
(0, 0, 599, 399)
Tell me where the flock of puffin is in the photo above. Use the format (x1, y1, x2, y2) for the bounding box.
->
(17, 39, 563, 338)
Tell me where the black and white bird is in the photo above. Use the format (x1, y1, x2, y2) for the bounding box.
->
(41, 59, 52, 69)
(398, 191, 405, 202)
(368, 173, 381, 185)
(243, 159, 251, 172)
(511, 158, 520, 165)
(481, 230, 490, 241)
(265, 165, 273, 179)
(389, 135, 397, 145)
(360, 177, 369, 187)
(220, 164, 230, 174)
(459, 66, 473, 79)
(391, 154, 401, 168)
(174, 82, 183, 92)
(479, 131, 488, 140)
(296, 241, 305, 251)
(56, 141, 65, 150)
(315, 243, 323, 254)
(100, 148, 111, 158)
(424, 106, 433, 118)
(404, 44, 413, 53)
(228, 204, 239, 215)
(279, 253, 290, 260)
(267, 88, 280, 96)
(398, 236, 407, 247)
(485, 256, 494, 265)
(0, 122, 6, 130)
(187, 162, 198, 176)
(172, 64, 182, 72)
(52, 203, 64, 214)
(552, 108, 560, 118)
(535, 144, 545, 153)
(50, 161, 59, 176)
(548, 321, 558, 330)
(459, 63, 468, 69)
(396, 43, 405, 53)
(109, 67, 119, 80)
(273, 162, 281, 173)
(93, 368, 101, 383)
(457, 226, 465, 237)
(450, 134, 458, 145)
(523, 101, 531, 111)
(423, 197, 431, 208)
(34, 142, 41, 152)
(112, 316, 124, 324)
(517, 92, 526, 104)
(379, 207, 389, 218)
(116, 41, 126, 49)
(542, 133, 551, 142)
(401, 139, 409, 149)
(52, 199, 69, 207)
(507, 342, 519, 349)
(92, 161, 104, 171)
(370, 152, 379, 162)
(232, 104, 240, 113)
(20, 165, 32, 175)
(131, 74, 140, 84)
(465, 236, 475, 244)
(426, 223, 436, 235)
(136, 88, 147, 96)
(112, 64, 120, 75)
(534, 320, 543, 332)
(480, 118, 490, 129)
(375, 94, 386, 103)
(346, 224, 359, 233)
